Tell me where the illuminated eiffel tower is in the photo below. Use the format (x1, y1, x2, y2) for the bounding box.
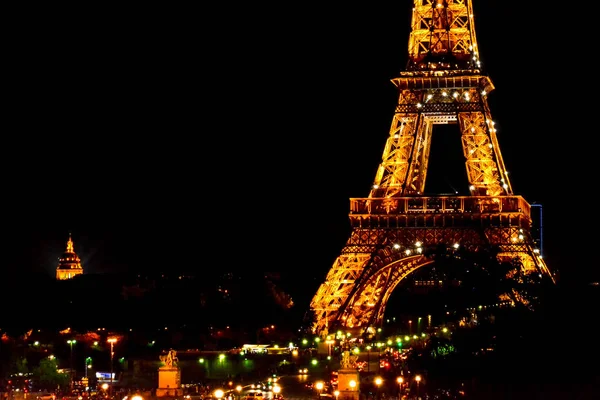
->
(309, 0, 555, 338)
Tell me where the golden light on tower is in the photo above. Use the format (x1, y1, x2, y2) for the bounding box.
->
(309, 0, 555, 339)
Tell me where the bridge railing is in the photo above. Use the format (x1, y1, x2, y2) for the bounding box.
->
(349, 195, 531, 218)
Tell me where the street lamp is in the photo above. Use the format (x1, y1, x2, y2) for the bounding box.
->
(85, 357, 92, 378)
(396, 377, 403, 397)
(349, 380, 357, 392)
(67, 340, 76, 387)
(374, 377, 382, 400)
(107, 338, 117, 395)
(272, 385, 281, 400)
(315, 381, 324, 399)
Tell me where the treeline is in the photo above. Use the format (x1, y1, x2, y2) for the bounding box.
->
(3, 270, 306, 332)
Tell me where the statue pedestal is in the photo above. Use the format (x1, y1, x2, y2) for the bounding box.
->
(156, 366, 183, 397)
(337, 368, 360, 400)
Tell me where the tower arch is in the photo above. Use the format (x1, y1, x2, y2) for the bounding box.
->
(334, 253, 434, 336)
(309, 0, 555, 339)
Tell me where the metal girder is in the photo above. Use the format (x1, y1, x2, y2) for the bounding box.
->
(309, 0, 554, 338)
(408, 0, 478, 70)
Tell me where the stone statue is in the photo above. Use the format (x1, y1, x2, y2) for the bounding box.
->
(340, 350, 350, 368)
(157, 349, 182, 397)
(160, 350, 178, 368)
(340, 349, 358, 369)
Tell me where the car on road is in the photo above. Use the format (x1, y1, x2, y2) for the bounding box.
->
(242, 390, 264, 400)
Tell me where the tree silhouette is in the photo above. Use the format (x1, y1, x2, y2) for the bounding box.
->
(14, 357, 28, 374)
(32, 358, 70, 391)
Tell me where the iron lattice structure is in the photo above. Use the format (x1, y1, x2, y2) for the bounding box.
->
(309, 0, 555, 338)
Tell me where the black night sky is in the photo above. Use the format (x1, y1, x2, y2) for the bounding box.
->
(4, 2, 598, 288)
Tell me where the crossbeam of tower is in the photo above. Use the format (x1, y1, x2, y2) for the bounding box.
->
(309, 0, 555, 339)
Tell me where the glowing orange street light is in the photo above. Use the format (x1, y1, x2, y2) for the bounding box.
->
(415, 375, 422, 398)
(107, 338, 117, 395)
(273, 385, 281, 397)
(374, 377, 382, 399)
(315, 381, 324, 398)
(396, 377, 404, 396)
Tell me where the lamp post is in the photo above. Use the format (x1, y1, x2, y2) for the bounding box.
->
(396, 377, 403, 397)
(272, 385, 281, 400)
(325, 336, 334, 357)
(85, 357, 92, 378)
(83, 357, 92, 393)
(107, 338, 117, 397)
(374, 377, 382, 400)
(315, 381, 324, 399)
(67, 339, 76, 388)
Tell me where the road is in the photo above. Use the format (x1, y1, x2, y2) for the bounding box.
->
(276, 374, 316, 400)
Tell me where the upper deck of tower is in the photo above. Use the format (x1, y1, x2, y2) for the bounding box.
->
(405, 0, 481, 75)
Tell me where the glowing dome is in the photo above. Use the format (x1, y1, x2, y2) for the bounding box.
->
(56, 233, 83, 280)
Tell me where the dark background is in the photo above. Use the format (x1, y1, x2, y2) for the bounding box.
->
(4, 2, 597, 296)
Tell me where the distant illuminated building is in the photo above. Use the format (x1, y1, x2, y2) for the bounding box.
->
(56, 233, 83, 280)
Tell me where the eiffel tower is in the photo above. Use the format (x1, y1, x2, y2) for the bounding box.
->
(309, 0, 555, 338)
